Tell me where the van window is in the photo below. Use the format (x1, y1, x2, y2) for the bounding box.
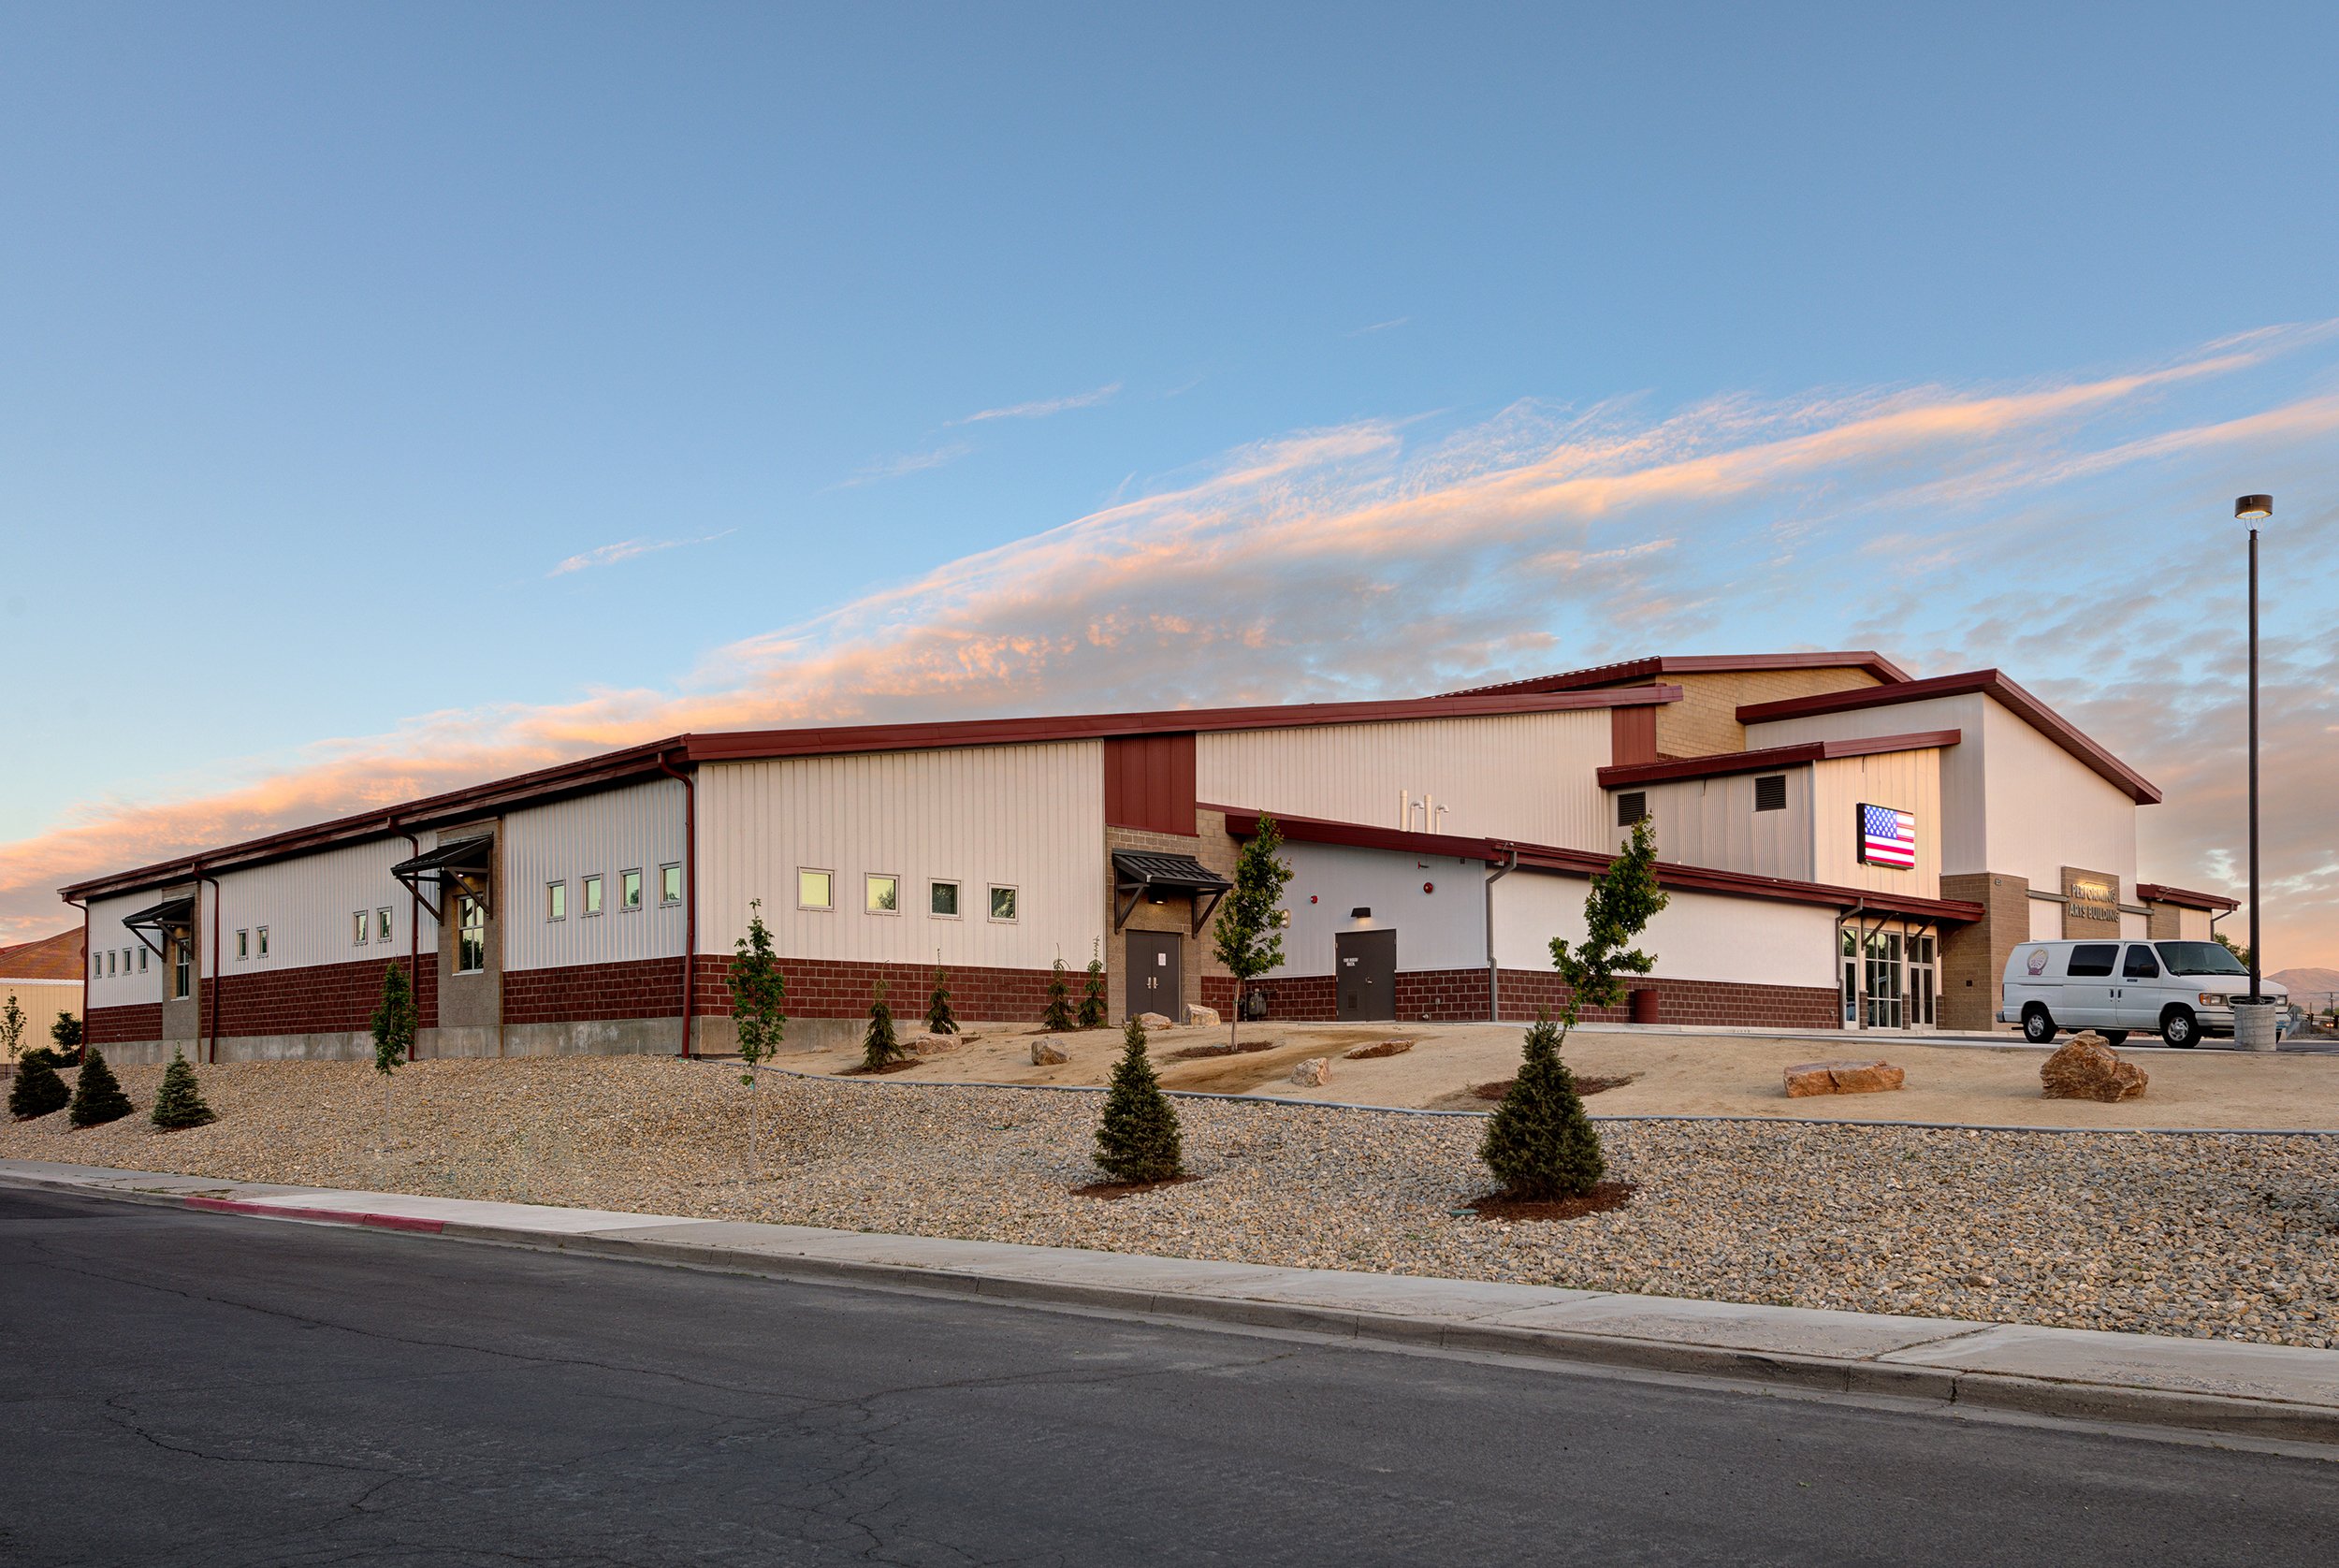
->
(2156, 941, 2247, 977)
(2122, 944, 2160, 980)
(2066, 944, 2118, 978)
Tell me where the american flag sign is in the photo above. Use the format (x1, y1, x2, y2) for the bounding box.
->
(1859, 804, 1917, 869)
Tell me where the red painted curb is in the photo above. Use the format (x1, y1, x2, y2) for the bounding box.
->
(182, 1196, 444, 1234)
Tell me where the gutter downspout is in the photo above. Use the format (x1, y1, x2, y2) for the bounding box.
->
(396, 820, 420, 1063)
(198, 870, 222, 1064)
(64, 893, 87, 1064)
(1485, 846, 1518, 1024)
(657, 751, 697, 1057)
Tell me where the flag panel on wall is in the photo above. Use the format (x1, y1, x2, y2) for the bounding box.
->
(1858, 803, 1917, 869)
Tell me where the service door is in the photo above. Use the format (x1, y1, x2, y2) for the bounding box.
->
(1126, 932, 1182, 1020)
(1336, 929, 1398, 1022)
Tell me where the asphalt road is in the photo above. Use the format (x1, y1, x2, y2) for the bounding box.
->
(3, 1187, 2335, 1567)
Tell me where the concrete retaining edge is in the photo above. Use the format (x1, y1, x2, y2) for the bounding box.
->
(10, 1166, 2337, 1447)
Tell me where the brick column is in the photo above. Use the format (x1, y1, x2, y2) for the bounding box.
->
(1939, 872, 2028, 1031)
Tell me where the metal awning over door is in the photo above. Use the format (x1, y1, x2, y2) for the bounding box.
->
(1111, 850, 1233, 933)
(389, 836, 494, 922)
(121, 894, 196, 960)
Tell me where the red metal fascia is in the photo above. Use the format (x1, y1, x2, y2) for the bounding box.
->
(1594, 729, 1963, 790)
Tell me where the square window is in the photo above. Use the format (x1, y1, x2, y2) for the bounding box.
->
(237, 930, 249, 960)
(620, 868, 643, 910)
(865, 873, 899, 914)
(987, 885, 1018, 922)
(799, 868, 834, 910)
(353, 911, 370, 945)
(930, 879, 960, 918)
(256, 927, 269, 959)
(546, 881, 567, 922)
(660, 864, 682, 906)
(377, 907, 393, 942)
(583, 874, 604, 916)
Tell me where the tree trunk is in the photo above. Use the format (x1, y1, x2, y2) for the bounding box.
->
(1230, 982, 1240, 1052)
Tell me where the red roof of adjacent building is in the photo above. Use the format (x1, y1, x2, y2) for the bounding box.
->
(0, 927, 85, 981)
(1443, 650, 1910, 699)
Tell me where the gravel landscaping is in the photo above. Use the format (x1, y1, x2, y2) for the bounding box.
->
(6, 1056, 2336, 1349)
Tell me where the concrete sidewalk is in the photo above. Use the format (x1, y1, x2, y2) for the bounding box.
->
(8, 1155, 2337, 1447)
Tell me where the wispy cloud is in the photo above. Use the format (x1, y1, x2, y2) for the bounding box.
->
(832, 442, 972, 488)
(11, 323, 2339, 963)
(548, 530, 734, 577)
(950, 383, 1121, 425)
(1347, 317, 1410, 337)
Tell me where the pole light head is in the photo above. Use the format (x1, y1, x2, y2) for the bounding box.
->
(2235, 494, 2273, 521)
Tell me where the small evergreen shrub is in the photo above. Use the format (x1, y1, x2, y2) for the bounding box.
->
(863, 979, 904, 1070)
(1077, 945, 1107, 1029)
(8, 1052, 69, 1120)
(67, 1048, 133, 1129)
(150, 1052, 217, 1130)
(1478, 1012, 1605, 1199)
(1042, 958, 1075, 1032)
(1094, 1016, 1184, 1183)
(924, 966, 957, 1036)
(50, 1009, 82, 1056)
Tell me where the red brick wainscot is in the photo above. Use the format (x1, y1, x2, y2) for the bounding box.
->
(684, 954, 1065, 1024)
(86, 1003, 164, 1048)
(1208, 968, 1838, 1029)
(1202, 973, 1337, 1023)
(211, 955, 441, 1037)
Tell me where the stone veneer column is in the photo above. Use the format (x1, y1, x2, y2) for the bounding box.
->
(1938, 872, 2029, 1032)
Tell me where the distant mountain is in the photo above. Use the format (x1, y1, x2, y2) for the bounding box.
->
(2270, 967, 2339, 1000)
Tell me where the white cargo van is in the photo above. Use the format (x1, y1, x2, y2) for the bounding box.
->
(1999, 939, 2287, 1048)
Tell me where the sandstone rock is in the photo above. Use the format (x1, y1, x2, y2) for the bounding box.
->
(1289, 1056, 1331, 1087)
(908, 1033, 959, 1056)
(1029, 1038, 1070, 1066)
(2041, 1032, 2148, 1103)
(1783, 1059, 1906, 1097)
(1344, 1039, 1415, 1060)
(1185, 1005, 1220, 1028)
(1135, 1012, 1175, 1031)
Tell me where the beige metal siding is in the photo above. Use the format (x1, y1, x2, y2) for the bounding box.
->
(1493, 873, 1838, 989)
(1979, 700, 2139, 899)
(87, 892, 168, 1009)
(211, 839, 437, 975)
(1624, 769, 1814, 880)
(0, 980, 79, 1051)
(1196, 710, 1612, 849)
(504, 779, 687, 971)
(1745, 692, 1987, 871)
(1809, 749, 1942, 898)
(695, 743, 1107, 969)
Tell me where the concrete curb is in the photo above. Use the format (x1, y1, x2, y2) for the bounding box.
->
(8, 1161, 2338, 1447)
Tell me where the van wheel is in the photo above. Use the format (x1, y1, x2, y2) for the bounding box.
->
(2101, 1030, 2128, 1046)
(2161, 1007, 2199, 1049)
(2022, 1006, 2056, 1043)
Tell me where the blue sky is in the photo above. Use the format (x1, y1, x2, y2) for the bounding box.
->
(4, 3, 2338, 956)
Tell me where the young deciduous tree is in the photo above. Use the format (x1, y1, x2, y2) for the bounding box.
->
(0, 992, 24, 1066)
(1480, 818, 1669, 1200)
(7, 1051, 68, 1121)
(863, 978, 904, 1070)
(728, 898, 789, 1174)
(66, 1048, 133, 1129)
(1094, 1015, 1183, 1183)
(924, 964, 956, 1036)
(1042, 958, 1076, 1032)
(150, 1052, 217, 1131)
(369, 962, 417, 1156)
(1077, 941, 1107, 1030)
(1212, 813, 1293, 1049)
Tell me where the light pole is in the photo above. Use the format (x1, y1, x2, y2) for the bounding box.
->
(2236, 494, 2272, 1023)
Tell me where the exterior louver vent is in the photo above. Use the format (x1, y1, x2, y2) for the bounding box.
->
(1616, 791, 1648, 827)
(1754, 774, 1788, 812)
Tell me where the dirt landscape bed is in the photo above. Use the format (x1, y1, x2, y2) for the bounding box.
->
(6, 1056, 2335, 1349)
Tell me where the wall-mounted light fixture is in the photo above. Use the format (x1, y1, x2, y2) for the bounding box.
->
(1350, 907, 1372, 920)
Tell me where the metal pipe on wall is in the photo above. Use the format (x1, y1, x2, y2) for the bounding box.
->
(197, 870, 221, 1064)
(657, 752, 697, 1057)
(1483, 845, 1519, 1023)
(397, 821, 420, 1063)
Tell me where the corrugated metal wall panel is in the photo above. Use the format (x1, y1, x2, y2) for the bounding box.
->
(1493, 873, 1838, 988)
(694, 742, 1107, 970)
(1809, 749, 1943, 897)
(1196, 710, 1612, 849)
(1979, 701, 2140, 899)
(1632, 769, 1815, 880)
(1746, 693, 1988, 870)
(503, 779, 688, 972)
(1277, 841, 1489, 977)
(86, 891, 168, 1007)
(1103, 733, 1197, 834)
(211, 839, 441, 974)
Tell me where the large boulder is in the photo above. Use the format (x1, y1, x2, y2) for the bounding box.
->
(1783, 1060, 1906, 1096)
(1288, 1056, 1332, 1087)
(2041, 1032, 2148, 1103)
(908, 1033, 960, 1056)
(1029, 1038, 1071, 1066)
(1185, 1004, 1220, 1028)
(1135, 1012, 1175, 1031)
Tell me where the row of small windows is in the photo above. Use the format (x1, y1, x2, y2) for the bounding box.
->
(1616, 775, 1792, 828)
(544, 865, 682, 922)
(793, 869, 1018, 922)
(95, 947, 150, 978)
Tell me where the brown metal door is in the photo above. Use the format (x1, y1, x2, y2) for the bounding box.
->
(1336, 929, 1397, 1021)
(1126, 932, 1182, 1019)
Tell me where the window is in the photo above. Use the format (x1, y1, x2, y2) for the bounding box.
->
(377, 907, 393, 943)
(237, 929, 249, 960)
(583, 874, 604, 917)
(2122, 944, 2161, 980)
(353, 911, 370, 946)
(546, 881, 567, 922)
(457, 895, 486, 974)
(865, 874, 899, 914)
(1754, 775, 1787, 812)
(2154, 941, 2247, 978)
(799, 868, 834, 910)
(988, 885, 1019, 922)
(172, 940, 192, 999)
(106, 949, 116, 977)
(620, 868, 643, 911)
(930, 879, 960, 918)
(660, 864, 682, 906)
(138, 946, 149, 972)
(256, 927, 269, 959)
(2066, 943, 2119, 979)
(1616, 791, 1649, 827)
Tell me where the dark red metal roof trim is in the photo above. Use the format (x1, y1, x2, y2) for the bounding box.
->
(1595, 730, 1963, 789)
(2134, 881, 2239, 913)
(1444, 650, 1910, 699)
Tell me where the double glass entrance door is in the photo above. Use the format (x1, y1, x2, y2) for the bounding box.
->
(1840, 928, 1937, 1030)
